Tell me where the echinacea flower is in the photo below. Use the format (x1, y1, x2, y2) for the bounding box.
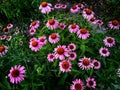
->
(38, 35, 47, 46)
(0, 35, 6, 40)
(54, 4, 61, 9)
(29, 38, 42, 52)
(46, 19, 59, 29)
(54, 45, 69, 60)
(82, 8, 94, 19)
(3, 28, 9, 34)
(6, 36, 12, 41)
(8, 65, 25, 84)
(86, 77, 96, 89)
(7, 23, 13, 29)
(70, 79, 84, 90)
(59, 60, 72, 72)
(59, 23, 66, 30)
(30, 20, 40, 29)
(67, 43, 76, 51)
(77, 28, 90, 39)
(77, 3, 84, 10)
(96, 19, 103, 26)
(108, 20, 119, 30)
(92, 60, 101, 69)
(29, 28, 36, 35)
(68, 52, 77, 61)
(61, 4, 67, 9)
(47, 53, 55, 62)
(49, 33, 60, 44)
(103, 36, 115, 47)
(78, 57, 93, 70)
(14, 30, 20, 35)
(0, 45, 8, 57)
(70, 5, 79, 13)
(39, 2, 52, 14)
(68, 24, 79, 33)
(19, 41, 23, 46)
(99, 47, 110, 57)
(88, 17, 97, 24)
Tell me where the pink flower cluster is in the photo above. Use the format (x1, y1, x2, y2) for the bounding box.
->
(78, 57, 101, 70)
(70, 77, 96, 90)
(99, 36, 115, 57)
(29, 36, 47, 52)
(47, 43, 77, 72)
(29, 20, 40, 35)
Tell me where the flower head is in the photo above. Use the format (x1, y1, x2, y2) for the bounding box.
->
(82, 8, 94, 19)
(0, 45, 8, 57)
(59, 60, 72, 72)
(77, 28, 90, 39)
(38, 35, 47, 46)
(86, 77, 96, 89)
(68, 43, 76, 51)
(70, 5, 79, 13)
(29, 38, 42, 52)
(99, 47, 110, 57)
(30, 20, 40, 29)
(78, 57, 93, 70)
(59, 23, 66, 30)
(68, 24, 79, 33)
(92, 60, 101, 69)
(47, 53, 55, 62)
(39, 2, 52, 14)
(108, 20, 119, 30)
(0, 35, 6, 40)
(7, 23, 13, 29)
(49, 33, 60, 44)
(3, 28, 9, 34)
(29, 28, 36, 35)
(8, 65, 25, 84)
(103, 37, 115, 47)
(70, 79, 84, 90)
(54, 45, 69, 60)
(68, 52, 77, 61)
(46, 19, 59, 29)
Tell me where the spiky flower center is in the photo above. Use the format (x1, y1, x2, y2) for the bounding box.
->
(102, 49, 107, 54)
(31, 21, 36, 26)
(80, 28, 87, 34)
(112, 20, 119, 26)
(70, 45, 74, 49)
(71, 24, 76, 29)
(89, 81, 94, 86)
(82, 59, 90, 66)
(86, 9, 92, 15)
(72, 6, 77, 9)
(11, 69, 20, 77)
(49, 19, 55, 25)
(3, 28, 8, 32)
(51, 33, 57, 39)
(75, 83, 82, 90)
(70, 53, 74, 58)
(0, 46, 5, 52)
(40, 38, 45, 42)
(41, 2, 47, 7)
(57, 47, 64, 55)
(50, 55, 54, 58)
(78, 4, 82, 8)
(90, 18, 95, 22)
(94, 62, 99, 66)
(32, 41, 38, 47)
(62, 61, 69, 69)
(30, 29, 34, 32)
(107, 38, 113, 43)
